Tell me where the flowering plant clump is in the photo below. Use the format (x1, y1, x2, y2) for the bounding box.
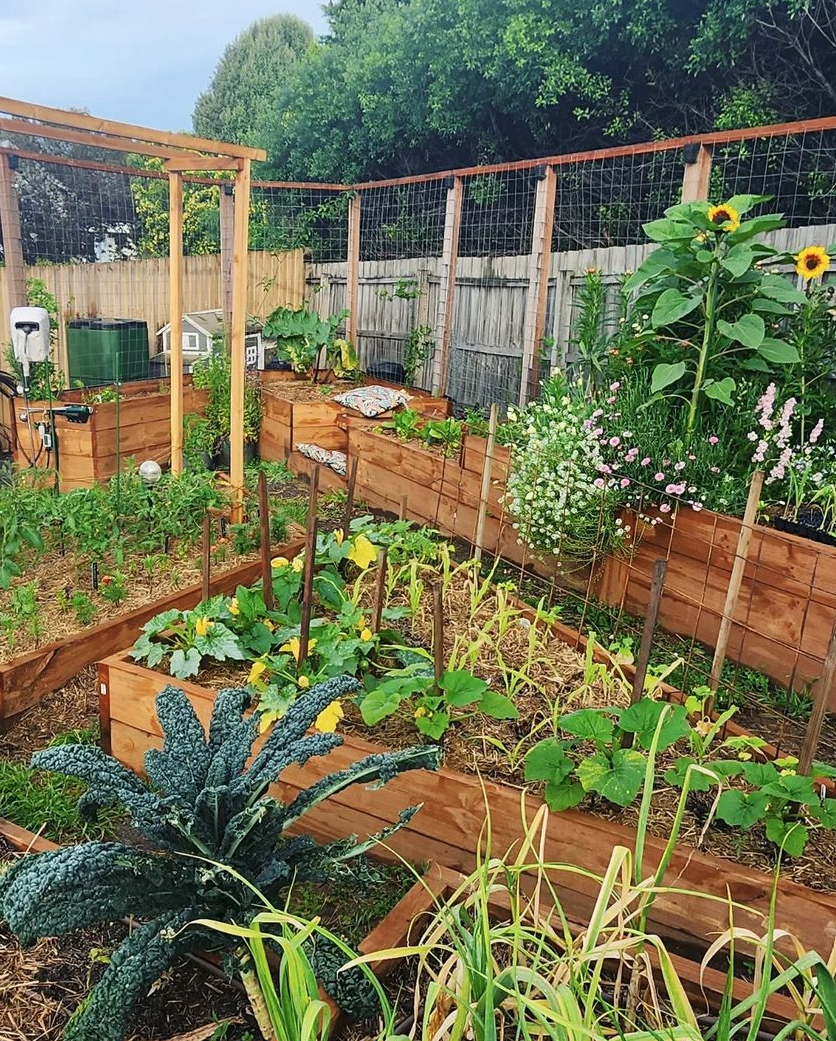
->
(504, 378, 628, 560)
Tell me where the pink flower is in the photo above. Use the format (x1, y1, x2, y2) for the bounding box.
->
(710, 466, 720, 474)
(757, 383, 776, 430)
(692, 502, 703, 512)
(609, 381, 621, 392)
(620, 477, 631, 488)
(593, 477, 606, 489)
(640, 457, 651, 466)
(655, 472, 665, 481)
(665, 483, 678, 494)
(810, 418, 824, 444)
(606, 396, 616, 404)
(708, 436, 719, 445)
(687, 454, 696, 461)
(659, 503, 672, 514)
(747, 431, 758, 442)
(592, 409, 603, 419)
(609, 436, 621, 447)
(599, 463, 612, 474)
(752, 439, 768, 464)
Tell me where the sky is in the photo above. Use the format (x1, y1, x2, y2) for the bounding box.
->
(0, 0, 327, 132)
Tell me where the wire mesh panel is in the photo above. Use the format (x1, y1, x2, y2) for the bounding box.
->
(250, 184, 350, 262)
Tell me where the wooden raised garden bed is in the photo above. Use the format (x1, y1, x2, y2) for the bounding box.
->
(12, 376, 208, 491)
(0, 537, 302, 729)
(259, 375, 449, 476)
(98, 648, 836, 961)
(347, 426, 836, 702)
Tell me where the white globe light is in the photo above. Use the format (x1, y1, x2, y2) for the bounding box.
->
(139, 459, 163, 487)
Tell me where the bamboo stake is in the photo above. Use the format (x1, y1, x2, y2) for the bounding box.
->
(168, 170, 184, 475)
(372, 546, 389, 633)
(258, 471, 274, 611)
(432, 582, 445, 695)
(399, 494, 408, 521)
(798, 616, 836, 776)
(630, 559, 667, 704)
(474, 404, 499, 563)
(298, 467, 320, 666)
(342, 456, 359, 537)
(201, 513, 211, 603)
(229, 158, 252, 522)
(706, 471, 765, 708)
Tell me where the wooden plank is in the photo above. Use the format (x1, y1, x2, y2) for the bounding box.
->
(519, 165, 556, 405)
(229, 161, 251, 516)
(219, 185, 234, 341)
(432, 177, 463, 395)
(169, 171, 184, 475)
(346, 194, 361, 346)
(0, 538, 303, 725)
(681, 145, 713, 203)
(0, 154, 26, 313)
(0, 94, 266, 160)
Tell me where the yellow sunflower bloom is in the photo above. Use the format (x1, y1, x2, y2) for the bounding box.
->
(333, 528, 345, 545)
(297, 675, 311, 689)
(248, 660, 268, 684)
(194, 616, 213, 637)
(271, 556, 289, 569)
(314, 699, 344, 733)
(795, 245, 830, 281)
(227, 598, 240, 616)
(707, 203, 740, 233)
(347, 533, 378, 570)
(291, 554, 305, 573)
(360, 627, 373, 642)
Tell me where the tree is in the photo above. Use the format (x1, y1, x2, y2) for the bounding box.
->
(192, 14, 314, 146)
(253, 0, 836, 183)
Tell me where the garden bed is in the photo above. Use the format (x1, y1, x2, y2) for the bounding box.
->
(348, 425, 836, 701)
(12, 377, 208, 491)
(259, 374, 449, 464)
(99, 651, 836, 959)
(0, 537, 302, 727)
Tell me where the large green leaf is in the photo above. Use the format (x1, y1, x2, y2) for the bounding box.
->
(724, 194, 772, 215)
(643, 218, 697, 244)
(759, 275, 808, 305)
(479, 689, 519, 720)
(544, 779, 585, 812)
(703, 377, 736, 405)
(729, 214, 785, 244)
(717, 314, 764, 349)
(716, 789, 769, 829)
(757, 338, 801, 364)
(651, 288, 702, 328)
(765, 817, 809, 857)
(170, 647, 201, 678)
(560, 708, 614, 744)
(195, 621, 244, 661)
(576, 749, 646, 807)
(441, 669, 488, 707)
(622, 248, 675, 293)
(524, 738, 575, 784)
(720, 244, 755, 278)
(359, 688, 404, 725)
(618, 700, 691, 752)
(650, 361, 687, 394)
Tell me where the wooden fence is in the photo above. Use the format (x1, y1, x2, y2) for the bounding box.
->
(0, 249, 304, 373)
(307, 223, 836, 409)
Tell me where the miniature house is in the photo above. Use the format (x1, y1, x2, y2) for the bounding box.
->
(155, 310, 264, 371)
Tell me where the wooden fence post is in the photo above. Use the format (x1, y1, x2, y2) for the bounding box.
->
(432, 176, 463, 396)
(219, 183, 235, 344)
(681, 144, 713, 203)
(229, 158, 252, 519)
(167, 169, 184, 475)
(346, 193, 361, 348)
(707, 471, 765, 704)
(631, 559, 667, 703)
(519, 164, 557, 406)
(0, 154, 27, 327)
(799, 617, 836, 775)
(474, 404, 499, 563)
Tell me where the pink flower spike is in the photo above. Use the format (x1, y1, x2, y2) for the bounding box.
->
(810, 418, 824, 444)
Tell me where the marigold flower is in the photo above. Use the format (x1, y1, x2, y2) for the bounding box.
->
(795, 245, 830, 281)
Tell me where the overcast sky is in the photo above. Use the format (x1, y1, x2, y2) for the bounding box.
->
(0, 0, 327, 131)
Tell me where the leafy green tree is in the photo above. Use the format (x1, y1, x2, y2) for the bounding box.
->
(192, 14, 314, 147)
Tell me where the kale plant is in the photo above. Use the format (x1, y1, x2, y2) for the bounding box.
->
(0, 676, 439, 1041)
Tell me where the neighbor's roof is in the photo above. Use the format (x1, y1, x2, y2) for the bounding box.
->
(155, 310, 262, 337)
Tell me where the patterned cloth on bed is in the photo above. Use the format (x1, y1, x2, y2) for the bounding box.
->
(295, 443, 348, 476)
(332, 384, 410, 417)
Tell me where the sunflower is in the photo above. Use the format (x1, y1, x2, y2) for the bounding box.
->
(707, 203, 740, 233)
(795, 245, 830, 281)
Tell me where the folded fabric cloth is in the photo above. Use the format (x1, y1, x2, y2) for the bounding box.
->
(332, 384, 411, 417)
(295, 442, 348, 476)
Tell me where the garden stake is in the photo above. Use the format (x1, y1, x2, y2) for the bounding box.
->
(201, 513, 211, 603)
(372, 546, 389, 632)
(798, 615, 836, 775)
(342, 455, 358, 537)
(257, 470, 274, 611)
(298, 466, 320, 666)
(432, 581, 444, 695)
(706, 470, 764, 714)
(630, 558, 667, 704)
(474, 403, 499, 564)
(399, 494, 408, 520)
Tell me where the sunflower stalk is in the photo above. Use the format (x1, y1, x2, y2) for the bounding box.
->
(685, 251, 721, 447)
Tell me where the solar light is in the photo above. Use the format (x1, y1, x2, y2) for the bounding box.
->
(139, 459, 162, 487)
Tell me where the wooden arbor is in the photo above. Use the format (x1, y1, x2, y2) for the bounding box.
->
(0, 95, 266, 510)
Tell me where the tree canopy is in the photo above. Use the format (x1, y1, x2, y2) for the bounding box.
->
(192, 13, 314, 147)
(194, 0, 836, 182)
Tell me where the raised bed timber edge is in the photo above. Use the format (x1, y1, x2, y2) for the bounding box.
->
(12, 377, 209, 492)
(99, 645, 836, 962)
(258, 376, 449, 476)
(0, 538, 303, 730)
(344, 426, 836, 700)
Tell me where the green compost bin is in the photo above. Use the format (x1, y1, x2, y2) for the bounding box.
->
(67, 318, 150, 388)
